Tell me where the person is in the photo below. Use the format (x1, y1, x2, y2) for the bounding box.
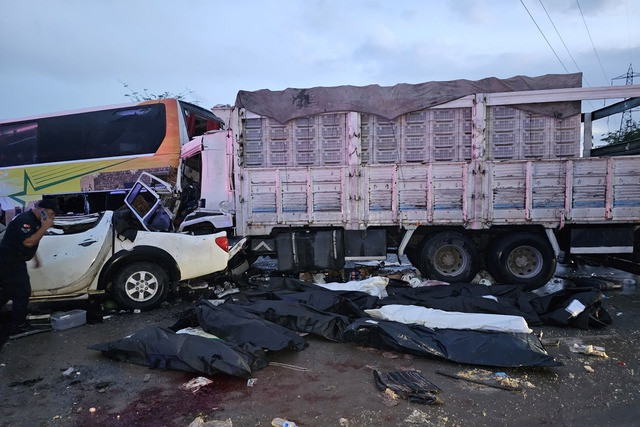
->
(0, 199, 59, 336)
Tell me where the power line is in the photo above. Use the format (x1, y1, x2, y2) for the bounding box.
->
(538, 0, 592, 87)
(575, 0, 609, 84)
(520, 0, 570, 73)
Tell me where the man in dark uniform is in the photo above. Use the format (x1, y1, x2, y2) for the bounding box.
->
(0, 199, 59, 336)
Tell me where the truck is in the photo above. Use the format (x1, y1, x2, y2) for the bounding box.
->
(176, 73, 640, 289)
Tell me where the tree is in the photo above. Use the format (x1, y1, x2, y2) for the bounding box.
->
(601, 121, 640, 146)
(122, 83, 200, 105)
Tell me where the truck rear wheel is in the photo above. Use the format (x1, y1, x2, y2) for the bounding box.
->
(113, 262, 169, 310)
(418, 232, 479, 283)
(486, 232, 556, 290)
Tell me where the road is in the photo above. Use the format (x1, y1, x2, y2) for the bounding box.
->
(0, 265, 639, 427)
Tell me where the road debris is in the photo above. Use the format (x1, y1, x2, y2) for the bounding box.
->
(570, 344, 609, 358)
(181, 376, 214, 393)
(188, 416, 233, 427)
(436, 369, 533, 391)
(374, 370, 442, 405)
(584, 365, 595, 373)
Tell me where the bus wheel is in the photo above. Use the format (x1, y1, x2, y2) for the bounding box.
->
(486, 233, 556, 290)
(114, 262, 169, 310)
(419, 232, 479, 283)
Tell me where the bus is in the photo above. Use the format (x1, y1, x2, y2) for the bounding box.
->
(0, 98, 222, 219)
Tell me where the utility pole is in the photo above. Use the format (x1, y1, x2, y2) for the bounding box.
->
(611, 64, 640, 134)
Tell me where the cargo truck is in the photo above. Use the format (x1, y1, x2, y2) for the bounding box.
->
(177, 73, 640, 289)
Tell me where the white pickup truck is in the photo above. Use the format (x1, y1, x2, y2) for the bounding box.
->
(3, 174, 230, 310)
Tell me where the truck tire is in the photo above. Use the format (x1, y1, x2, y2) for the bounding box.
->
(486, 232, 556, 290)
(419, 232, 479, 283)
(113, 262, 170, 310)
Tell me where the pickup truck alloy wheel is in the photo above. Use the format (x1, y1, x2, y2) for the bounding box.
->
(486, 232, 556, 291)
(114, 262, 169, 310)
(419, 232, 479, 283)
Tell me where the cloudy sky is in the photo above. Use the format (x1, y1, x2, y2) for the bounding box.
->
(1, 0, 638, 139)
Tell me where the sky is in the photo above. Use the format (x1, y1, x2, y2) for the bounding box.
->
(1, 0, 639, 141)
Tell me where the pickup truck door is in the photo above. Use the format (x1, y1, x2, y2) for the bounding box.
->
(29, 212, 113, 296)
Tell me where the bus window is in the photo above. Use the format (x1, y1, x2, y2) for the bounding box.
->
(0, 122, 38, 167)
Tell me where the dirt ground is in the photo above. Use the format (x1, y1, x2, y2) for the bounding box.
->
(1, 264, 639, 427)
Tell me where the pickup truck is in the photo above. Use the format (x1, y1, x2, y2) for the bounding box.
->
(2, 174, 230, 310)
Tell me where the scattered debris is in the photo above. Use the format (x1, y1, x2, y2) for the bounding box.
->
(570, 344, 609, 358)
(271, 417, 298, 427)
(339, 417, 350, 426)
(133, 309, 141, 314)
(404, 409, 431, 425)
(584, 365, 595, 373)
(143, 374, 151, 382)
(181, 376, 214, 393)
(246, 378, 257, 387)
(62, 367, 75, 377)
(8, 377, 43, 387)
(188, 416, 233, 427)
(436, 369, 530, 391)
(269, 362, 309, 372)
(89, 407, 96, 414)
(374, 370, 442, 405)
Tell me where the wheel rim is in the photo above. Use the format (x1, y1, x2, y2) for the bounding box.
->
(506, 245, 543, 279)
(433, 244, 469, 277)
(124, 270, 159, 302)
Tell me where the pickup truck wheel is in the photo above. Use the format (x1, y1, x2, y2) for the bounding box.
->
(419, 232, 479, 283)
(113, 262, 169, 310)
(486, 233, 556, 291)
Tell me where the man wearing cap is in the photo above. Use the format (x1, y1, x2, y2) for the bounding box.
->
(0, 199, 59, 336)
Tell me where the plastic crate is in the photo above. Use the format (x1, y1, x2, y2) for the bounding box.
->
(460, 147, 472, 161)
(375, 137, 397, 151)
(296, 151, 317, 165)
(245, 128, 263, 140)
(523, 144, 547, 158)
(492, 106, 517, 118)
(375, 150, 398, 163)
(375, 124, 397, 137)
(269, 152, 290, 165)
(321, 150, 343, 165)
(321, 127, 341, 138)
(295, 140, 316, 151)
(244, 140, 264, 153)
(321, 114, 341, 126)
(491, 145, 517, 159)
(461, 134, 472, 145)
(432, 147, 456, 161)
(404, 136, 428, 149)
(493, 119, 517, 132)
(51, 309, 86, 331)
(270, 140, 289, 152)
(492, 132, 517, 145)
(522, 131, 546, 144)
(432, 122, 456, 133)
(361, 150, 370, 164)
(403, 149, 427, 163)
(244, 118, 262, 128)
(522, 116, 548, 131)
(432, 109, 456, 120)
(296, 117, 314, 127)
(244, 153, 265, 167)
(461, 121, 472, 133)
(554, 142, 578, 157)
(404, 124, 427, 136)
(461, 108, 472, 120)
(554, 129, 578, 143)
(295, 127, 316, 139)
(405, 111, 428, 123)
(433, 134, 456, 147)
(321, 138, 343, 151)
(269, 127, 288, 140)
(555, 115, 579, 129)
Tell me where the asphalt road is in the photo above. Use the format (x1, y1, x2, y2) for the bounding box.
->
(0, 266, 639, 427)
